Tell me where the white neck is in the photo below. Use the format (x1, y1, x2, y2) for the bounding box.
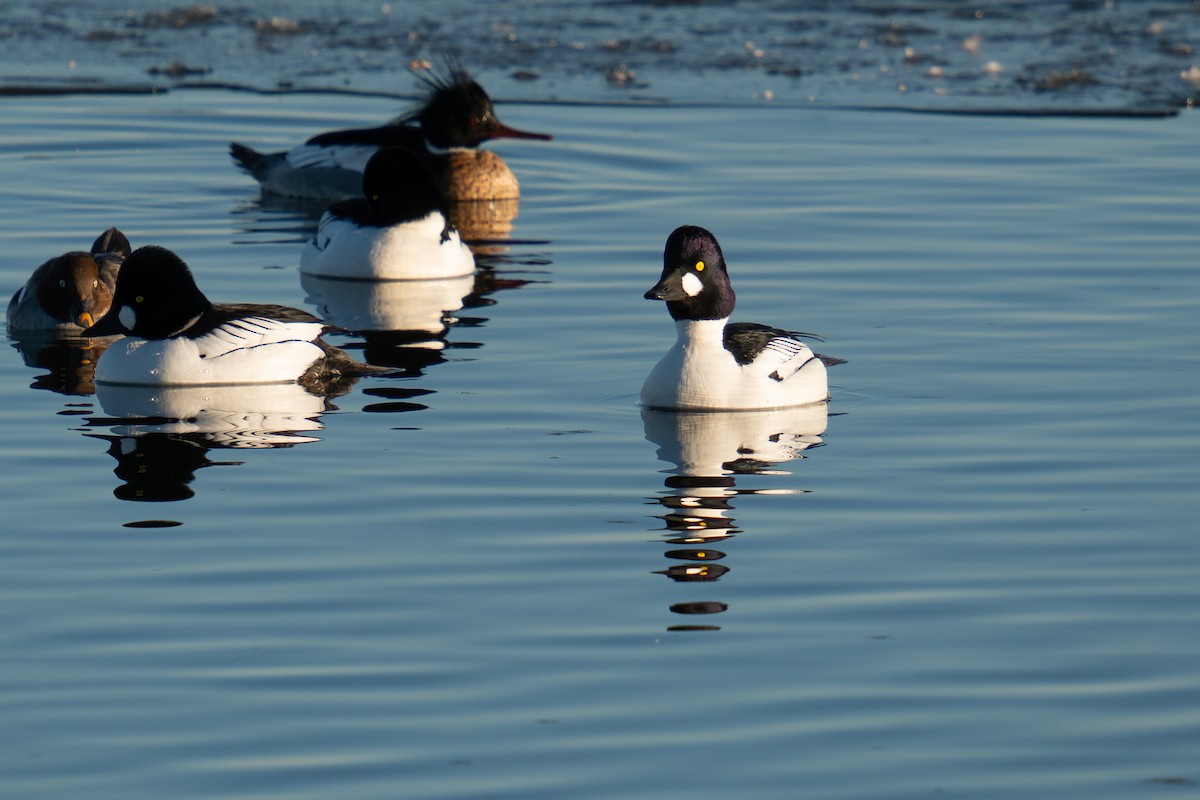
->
(676, 318, 728, 345)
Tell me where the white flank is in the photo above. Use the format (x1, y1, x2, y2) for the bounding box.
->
(300, 210, 476, 280)
(94, 317, 327, 386)
(641, 319, 829, 410)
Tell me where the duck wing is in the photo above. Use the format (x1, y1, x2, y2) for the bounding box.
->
(724, 322, 821, 382)
(306, 124, 426, 150)
(188, 304, 327, 357)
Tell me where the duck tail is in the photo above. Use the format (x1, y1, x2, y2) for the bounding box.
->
(817, 354, 847, 368)
(229, 142, 266, 176)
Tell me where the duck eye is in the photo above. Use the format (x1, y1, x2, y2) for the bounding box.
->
(695, 261, 705, 271)
(58, 279, 67, 288)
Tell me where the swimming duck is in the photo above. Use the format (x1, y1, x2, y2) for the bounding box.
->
(641, 226, 833, 411)
(7, 227, 131, 335)
(300, 147, 476, 280)
(229, 64, 551, 202)
(83, 245, 379, 390)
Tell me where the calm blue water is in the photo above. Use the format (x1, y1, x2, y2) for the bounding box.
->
(2, 39, 1200, 800)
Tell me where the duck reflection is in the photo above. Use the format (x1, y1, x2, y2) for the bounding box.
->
(300, 270, 479, 380)
(10, 335, 115, 396)
(642, 402, 829, 631)
(85, 381, 341, 502)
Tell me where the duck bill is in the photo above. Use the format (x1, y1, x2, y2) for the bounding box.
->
(83, 310, 125, 337)
(488, 120, 552, 142)
(644, 276, 688, 302)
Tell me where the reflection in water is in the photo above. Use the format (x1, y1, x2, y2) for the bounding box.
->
(85, 381, 339, 502)
(90, 432, 241, 502)
(302, 267, 535, 375)
(301, 270, 478, 379)
(10, 335, 115, 396)
(642, 403, 829, 631)
(301, 271, 475, 337)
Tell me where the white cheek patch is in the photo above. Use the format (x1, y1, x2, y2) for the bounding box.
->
(118, 304, 137, 331)
(681, 271, 704, 297)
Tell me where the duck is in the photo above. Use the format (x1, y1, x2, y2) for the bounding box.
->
(7, 227, 131, 335)
(641, 225, 834, 411)
(229, 63, 551, 202)
(300, 147, 476, 280)
(83, 245, 381, 390)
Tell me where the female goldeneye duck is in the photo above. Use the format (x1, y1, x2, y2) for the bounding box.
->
(641, 225, 835, 411)
(229, 62, 551, 201)
(300, 147, 476, 281)
(7, 227, 131, 335)
(83, 245, 379, 389)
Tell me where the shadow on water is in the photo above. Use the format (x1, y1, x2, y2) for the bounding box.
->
(642, 403, 830, 632)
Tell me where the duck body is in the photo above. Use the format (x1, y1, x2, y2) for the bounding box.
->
(84, 245, 375, 389)
(300, 148, 475, 281)
(301, 210, 475, 280)
(230, 134, 413, 202)
(94, 306, 334, 387)
(7, 227, 130, 335)
(641, 225, 830, 411)
(642, 318, 828, 411)
(230, 65, 549, 201)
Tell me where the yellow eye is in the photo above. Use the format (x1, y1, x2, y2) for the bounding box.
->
(135, 295, 144, 304)
(695, 260, 705, 271)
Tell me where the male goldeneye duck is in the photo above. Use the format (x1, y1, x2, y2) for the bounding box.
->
(641, 225, 835, 411)
(300, 147, 476, 280)
(83, 245, 379, 390)
(7, 227, 131, 335)
(229, 63, 551, 202)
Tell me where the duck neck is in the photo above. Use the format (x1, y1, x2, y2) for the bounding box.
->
(675, 318, 728, 347)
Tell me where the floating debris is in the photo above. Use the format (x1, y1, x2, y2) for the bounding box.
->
(255, 17, 305, 36)
(605, 64, 638, 87)
(147, 60, 210, 78)
(141, 5, 217, 29)
(1028, 68, 1099, 92)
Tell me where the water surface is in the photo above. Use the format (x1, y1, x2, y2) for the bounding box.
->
(2, 39, 1200, 800)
